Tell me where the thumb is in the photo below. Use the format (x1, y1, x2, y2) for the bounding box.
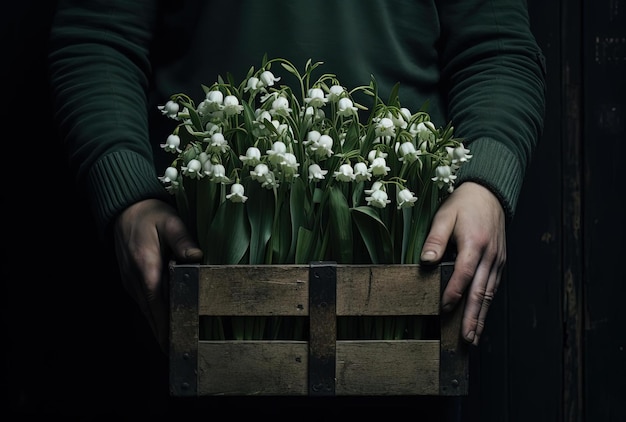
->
(163, 216, 203, 263)
(420, 209, 455, 263)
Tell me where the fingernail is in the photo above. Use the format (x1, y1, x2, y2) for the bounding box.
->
(465, 331, 475, 343)
(421, 250, 436, 261)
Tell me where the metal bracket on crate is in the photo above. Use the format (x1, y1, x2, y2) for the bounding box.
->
(439, 262, 469, 395)
(169, 264, 199, 397)
(308, 261, 337, 396)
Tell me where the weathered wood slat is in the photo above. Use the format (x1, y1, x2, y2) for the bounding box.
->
(197, 264, 441, 316)
(196, 340, 441, 396)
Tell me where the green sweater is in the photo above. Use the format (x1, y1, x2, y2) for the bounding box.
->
(48, 0, 546, 238)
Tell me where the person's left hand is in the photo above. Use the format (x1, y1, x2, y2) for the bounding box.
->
(420, 181, 506, 346)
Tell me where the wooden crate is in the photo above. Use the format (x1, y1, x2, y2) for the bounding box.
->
(169, 262, 468, 396)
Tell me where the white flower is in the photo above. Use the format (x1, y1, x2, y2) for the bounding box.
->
(270, 95, 292, 116)
(240, 147, 262, 166)
(226, 183, 248, 203)
(279, 152, 300, 179)
(244, 76, 261, 92)
(447, 144, 472, 166)
(326, 85, 345, 102)
(256, 109, 272, 123)
(273, 121, 293, 141)
(390, 108, 412, 129)
(368, 149, 387, 163)
(222, 95, 244, 116)
(304, 88, 327, 108)
(304, 130, 321, 145)
(370, 157, 391, 177)
(334, 163, 356, 182)
(431, 165, 456, 189)
(203, 160, 214, 176)
(203, 90, 224, 113)
(160, 134, 182, 153)
(267, 141, 287, 165)
(364, 180, 385, 195)
(375, 117, 395, 138)
(337, 97, 357, 117)
(303, 106, 325, 124)
(397, 142, 419, 163)
(366, 189, 391, 208)
(416, 121, 436, 143)
(353, 162, 371, 182)
(159, 166, 181, 194)
(208, 132, 230, 154)
(159, 166, 179, 184)
(308, 163, 328, 181)
(396, 188, 418, 209)
(259, 70, 280, 87)
(315, 134, 334, 159)
(181, 159, 204, 179)
(250, 163, 271, 183)
(158, 100, 180, 119)
(210, 163, 230, 183)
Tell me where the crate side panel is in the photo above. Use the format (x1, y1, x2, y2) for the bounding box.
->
(336, 265, 441, 316)
(335, 340, 440, 395)
(197, 341, 308, 395)
(198, 266, 310, 316)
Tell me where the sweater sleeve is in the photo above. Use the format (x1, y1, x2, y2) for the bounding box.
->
(436, 0, 547, 219)
(48, 0, 170, 238)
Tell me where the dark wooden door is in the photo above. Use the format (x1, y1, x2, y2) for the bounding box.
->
(466, 1, 626, 421)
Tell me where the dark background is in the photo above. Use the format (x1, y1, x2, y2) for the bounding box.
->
(2, 0, 624, 420)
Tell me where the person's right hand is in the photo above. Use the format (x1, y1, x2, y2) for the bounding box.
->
(113, 198, 203, 353)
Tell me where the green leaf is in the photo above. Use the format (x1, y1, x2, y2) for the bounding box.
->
(206, 199, 250, 264)
(404, 180, 438, 264)
(295, 226, 315, 264)
(288, 178, 308, 262)
(351, 206, 394, 264)
(328, 186, 353, 263)
(185, 104, 204, 132)
(245, 181, 274, 264)
(196, 179, 219, 258)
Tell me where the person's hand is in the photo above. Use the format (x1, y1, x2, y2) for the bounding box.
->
(114, 198, 203, 353)
(420, 181, 506, 346)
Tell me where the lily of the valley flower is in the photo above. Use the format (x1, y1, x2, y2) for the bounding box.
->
(259, 70, 280, 87)
(270, 95, 292, 116)
(366, 188, 392, 208)
(160, 134, 182, 153)
(397, 141, 420, 163)
(337, 97, 358, 117)
(353, 162, 371, 182)
(334, 163, 356, 182)
(447, 145, 473, 167)
(209, 163, 230, 183)
(431, 165, 456, 189)
(240, 147, 262, 166)
(181, 159, 203, 179)
(222, 95, 244, 116)
(308, 163, 328, 181)
(226, 183, 248, 203)
(158, 100, 180, 119)
(370, 157, 391, 177)
(396, 188, 418, 209)
(305, 87, 327, 108)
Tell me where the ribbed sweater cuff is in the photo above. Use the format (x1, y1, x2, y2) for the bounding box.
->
(455, 137, 524, 221)
(87, 151, 172, 238)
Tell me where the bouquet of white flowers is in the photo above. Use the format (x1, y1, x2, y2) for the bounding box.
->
(158, 56, 471, 267)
